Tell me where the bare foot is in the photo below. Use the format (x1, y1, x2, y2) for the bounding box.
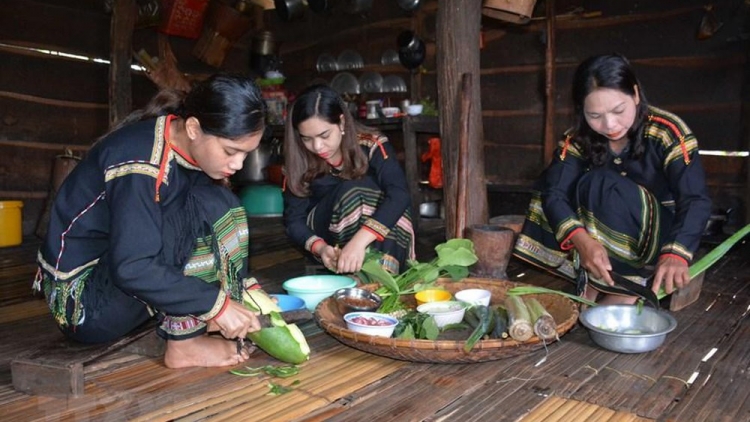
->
(164, 335, 250, 369)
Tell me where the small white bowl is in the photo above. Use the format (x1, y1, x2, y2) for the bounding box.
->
(406, 104, 423, 116)
(344, 312, 398, 337)
(416, 301, 466, 328)
(454, 289, 492, 307)
(382, 107, 400, 118)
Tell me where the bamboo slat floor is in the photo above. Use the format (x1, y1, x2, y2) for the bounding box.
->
(0, 218, 748, 421)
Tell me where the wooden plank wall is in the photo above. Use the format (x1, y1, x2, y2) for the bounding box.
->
(480, 0, 749, 225)
(0, 0, 255, 237)
(1, 0, 748, 236)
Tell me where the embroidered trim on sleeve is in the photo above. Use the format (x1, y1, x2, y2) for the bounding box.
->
(198, 290, 228, 322)
(363, 218, 389, 239)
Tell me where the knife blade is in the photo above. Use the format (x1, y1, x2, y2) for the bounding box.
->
(256, 309, 314, 328)
(608, 271, 660, 309)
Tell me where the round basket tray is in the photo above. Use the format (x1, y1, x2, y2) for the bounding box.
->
(315, 277, 579, 363)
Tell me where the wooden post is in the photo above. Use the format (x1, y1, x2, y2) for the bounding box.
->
(109, 0, 135, 128)
(743, 37, 750, 226)
(543, 0, 557, 165)
(436, 0, 487, 240)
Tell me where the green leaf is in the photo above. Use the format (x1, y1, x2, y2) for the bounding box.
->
(396, 324, 415, 339)
(420, 316, 439, 340)
(440, 265, 470, 280)
(267, 382, 294, 396)
(420, 267, 441, 284)
(361, 259, 399, 293)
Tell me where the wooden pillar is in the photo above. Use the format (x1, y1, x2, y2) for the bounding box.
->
(109, 0, 136, 128)
(436, 0, 487, 240)
(744, 64, 750, 226)
(543, 0, 557, 165)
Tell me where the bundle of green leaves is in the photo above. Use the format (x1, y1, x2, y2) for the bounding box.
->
(356, 239, 479, 314)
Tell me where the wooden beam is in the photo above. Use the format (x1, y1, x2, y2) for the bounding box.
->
(543, 0, 557, 165)
(436, 0, 487, 240)
(109, 0, 136, 128)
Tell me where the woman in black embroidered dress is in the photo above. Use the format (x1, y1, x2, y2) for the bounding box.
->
(514, 54, 712, 304)
(282, 85, 415, 275)
(37, 74, 267, 368)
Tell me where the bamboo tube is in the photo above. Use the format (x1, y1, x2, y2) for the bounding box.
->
(504, 295, 533, 341)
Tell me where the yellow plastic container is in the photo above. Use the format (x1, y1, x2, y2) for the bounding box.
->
(0, 201, 23, 247)
(414, 289, 452, 307)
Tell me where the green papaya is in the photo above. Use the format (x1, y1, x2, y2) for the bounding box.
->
(243, 289, 311, 364)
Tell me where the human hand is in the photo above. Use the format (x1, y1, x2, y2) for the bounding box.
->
(320, 245, 341, 272)
(336, 243, 366, 274)
(213, 300, 261, 340)
(571, 230, 614, 286)
(651, 255, 689, 295)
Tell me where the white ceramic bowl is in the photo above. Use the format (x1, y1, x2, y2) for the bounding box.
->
(382, 107, 400, 118)
(344, 312, 398, 337)
(454, 289, 492, 307)
(416, 301, 466, 328)
(406, 104, 424, 116)
(283, 275, 357, 311)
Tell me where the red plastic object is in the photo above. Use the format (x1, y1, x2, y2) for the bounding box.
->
(158, 0, 209, 39)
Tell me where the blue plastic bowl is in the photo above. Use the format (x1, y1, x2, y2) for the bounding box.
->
(282, 275, 357, 311)
(270, 294, 306, 312)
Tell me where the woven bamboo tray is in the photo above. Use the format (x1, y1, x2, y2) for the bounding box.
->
(315, 277, 579, 363)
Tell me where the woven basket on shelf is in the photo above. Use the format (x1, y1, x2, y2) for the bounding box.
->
(315, 277, 579, 363)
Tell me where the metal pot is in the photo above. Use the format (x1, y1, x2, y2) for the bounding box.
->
(397, 30, 426, 69)
(419, 201, 440, 218)
(703, 208, 732, 236)
(251, 30, 277, 56)
(234, 140, 279, 183)
(274, 0, 305, 21)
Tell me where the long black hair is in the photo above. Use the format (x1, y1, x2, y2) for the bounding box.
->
(571, 54, 650, 166)
(107, 73, 266, 140)
(284, 84, 374, 197)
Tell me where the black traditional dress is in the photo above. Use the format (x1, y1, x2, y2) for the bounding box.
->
(513, 106, 712, 294)
(283, 133, 415, 273)
(36, 116, 250, 342)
